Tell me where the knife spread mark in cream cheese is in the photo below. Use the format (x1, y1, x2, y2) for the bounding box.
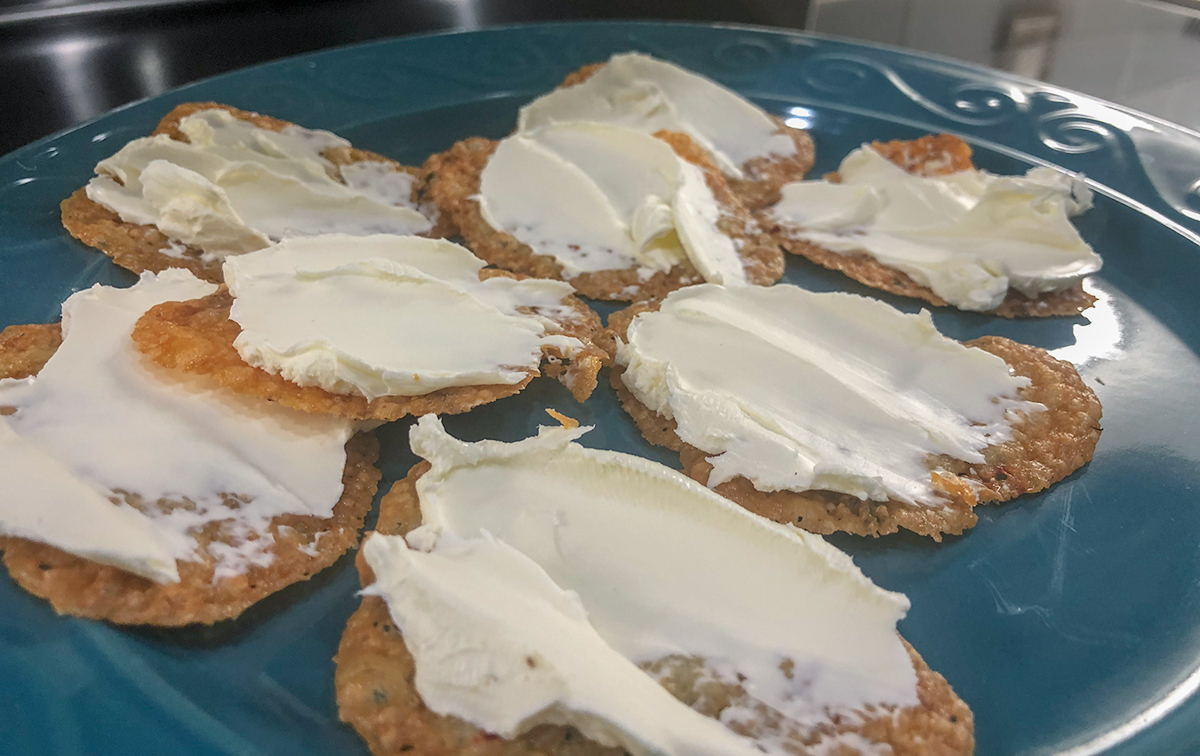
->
(0, 270, 354, 582)
(766, 145, 1102, 311)
(85, 109, 432, 263)
(478, 122, 747, 285)
(223, 234, 586, 400)
(616, 284, 1040, 506)
(518, 52, 796, 179)
(361, 415, 918, 756)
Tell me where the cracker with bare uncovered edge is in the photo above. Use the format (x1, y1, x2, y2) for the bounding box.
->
(60, 102, 453, 284)
(0, 323, 381, 625)
(333, 462, 974, 756)
(424, 131, 785, 302)
(558, 62, 816, 210)
(760, 134, 1098, 318)
(0, 323, 63, 382)
(130, 271, 605, 421)
(605, 301, 1102, 540)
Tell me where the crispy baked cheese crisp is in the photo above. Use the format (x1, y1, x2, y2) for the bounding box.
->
(426, 125, 784, 302)
(61, 102, 449, 283)
(0, 271, 380, 625)
(524, 53, 816, 209)
(335, 417, 974, 756)
(760, 134, 1100, 317)
(131, 236, 606, 420)
(606, 285, 1102, 540)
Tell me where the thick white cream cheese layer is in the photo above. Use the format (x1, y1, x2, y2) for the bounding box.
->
(477, 122, 747, 285)
(617, 284, 1039, 506)
(361, 416, 918, 756)
(768, 146, 1102, 311)
(0, 419, 184, 583)
(0, 270, 354, 581)
(86, 109, 431, 262)
(518, 52, 796, 178)
(224, 235, 583, 400)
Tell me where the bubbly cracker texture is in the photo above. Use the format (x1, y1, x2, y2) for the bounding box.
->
(131, 274, 604, 419)
(425, 131, 784, 302)
(763, 134, 1097, 318)
(557, 62, 816, 210)
(334, 463, 973, 756)
(60, 102, 451, 283)
(0, 323, 381, 625)
(606, 301, 1102, 540)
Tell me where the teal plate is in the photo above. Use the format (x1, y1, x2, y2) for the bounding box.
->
(1, 21, 1198, 756)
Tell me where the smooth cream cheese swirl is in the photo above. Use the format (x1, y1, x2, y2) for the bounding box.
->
(766, 145, 1102, 311)
(0, 270, 354, 582)
(518, 52, 797, 178)
(224, 235, 585, 400)
(85, 109, 432, 263)
(477, 121, 748, 285)
(616, 284, 1040, 506)
(361, 416, 918, 756)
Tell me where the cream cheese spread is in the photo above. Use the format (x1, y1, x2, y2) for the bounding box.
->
(223, 234, 584, 400)
(361, 415, 918, 756)
(767, 145, 1102, 311)
(0, 419, 184, 583)
(518, 52, 796, 178)
(477, 121, 747, 284)
(616, 284, 1039, 506)
(0, 270, 354, 581)
(85, 108, 432, 263)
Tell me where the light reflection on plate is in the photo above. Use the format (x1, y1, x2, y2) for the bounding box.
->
(1050, 280, 1124, 366)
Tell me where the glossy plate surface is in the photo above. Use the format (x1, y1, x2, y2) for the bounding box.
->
(1, 21, 1198, 756)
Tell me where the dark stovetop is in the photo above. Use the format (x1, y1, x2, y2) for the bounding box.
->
(0, 0, 810, 156)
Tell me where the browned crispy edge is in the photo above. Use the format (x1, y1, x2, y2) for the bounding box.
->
(761, 133, 1098, 318)
(603, 301, 1102, 540)
(60, 102, 452, 284)
(869, 134, 974, 178)
(0, 323, 63, 382)
(556, 61, 816, 210)
(0, 322, 382, 625)
(130, 271, 606, 421)
(424, 131, 784, 303)
(333, 463, 974, 756)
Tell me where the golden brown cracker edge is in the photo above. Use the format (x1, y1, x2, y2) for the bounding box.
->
(603, 301, 1102, 540)
(553, 61, 816, 211)
(333, 462, 974, 756)
(130, 274, 605, 421)
(762, 134, 1097, 318)
(0, 323, 63, 383)
(423, 131, 784, 303)
(60, 102, 450, 284)
(0, 322, 382, 625)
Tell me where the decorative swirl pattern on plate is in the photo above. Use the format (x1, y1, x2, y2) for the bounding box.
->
(948, 81, 1023, 123)
(800, 51, 872, 95)
(711, 38, 782, 76)
(1037, 112, 1122, 155)
(800, 52, 1023, 126)
(1184, 178, 1200, 218)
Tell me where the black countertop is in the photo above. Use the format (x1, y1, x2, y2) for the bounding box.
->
(0, 0, 810, 155)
